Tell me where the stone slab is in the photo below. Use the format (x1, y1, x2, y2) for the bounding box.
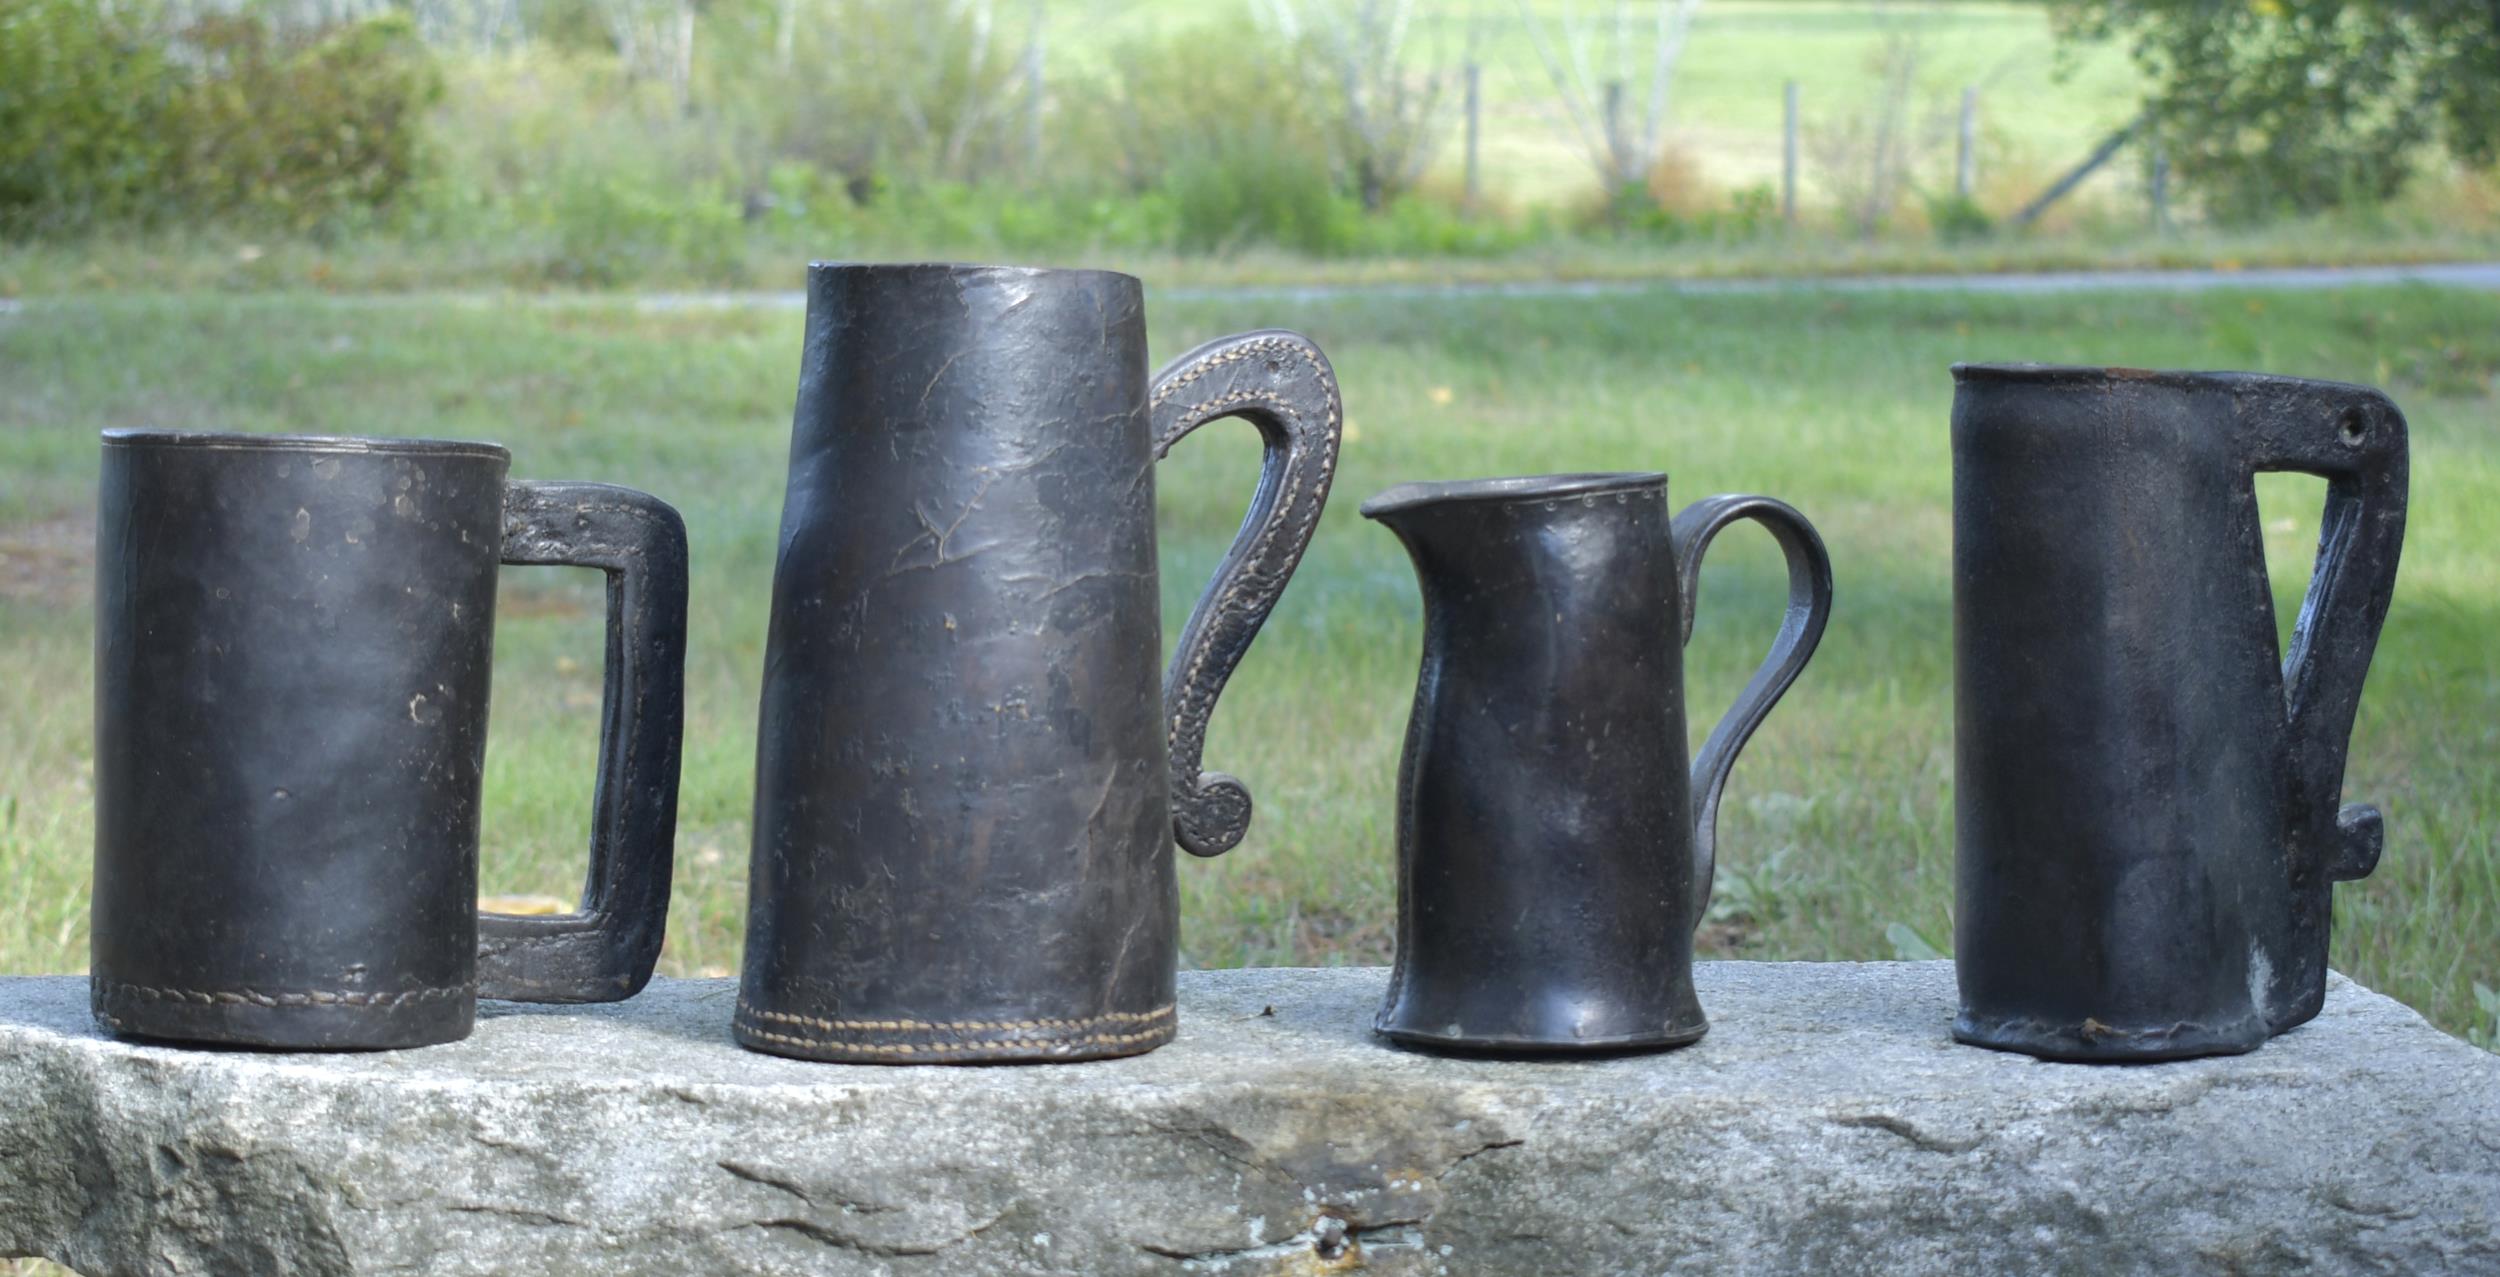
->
(1, 962, 2495, 1276)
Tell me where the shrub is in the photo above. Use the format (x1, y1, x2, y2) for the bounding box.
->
(1066, 14, 1359, 255)
(0, 0, 181, 234)
(172, 11, 443, 233)
(540, 165, 745, 287)
(0, 2, 439, 236)
(1924, 191, 1993, 242)
(721, 0, 1030, 200)
(1162, 139, 1359, 256)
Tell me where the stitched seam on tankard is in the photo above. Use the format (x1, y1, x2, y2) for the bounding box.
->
(734, 1021, 1175, 1056)
(1149, 336, 1340, 839)
(735, 999, 1174, 1036)
(95, 980, 475, 1009)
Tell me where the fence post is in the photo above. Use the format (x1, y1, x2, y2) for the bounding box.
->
(1956, 86, 1977, 199)
(1782, 80, 1799, 224)
(2149, 132, 2171, 233)
(1464, 61, 1482, 212)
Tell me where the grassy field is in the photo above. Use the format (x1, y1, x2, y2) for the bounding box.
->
(3, 283, 2498, 1058)
(1052, 0, 2148, 207)
(13, 0, 2499, 301)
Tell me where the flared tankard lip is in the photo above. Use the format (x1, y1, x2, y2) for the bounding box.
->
(805, 260, 1142, 291)
(1360, 471, 1667, 520)
(101, 428, 510, 462)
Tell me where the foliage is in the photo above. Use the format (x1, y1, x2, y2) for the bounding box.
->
(1808, 23, 1951, 239)
(0, 1, 440, 236)
(719, 0, 1032, 195)
(1514, 0, 1704, 198)
(172, 11, 445, 232)
(1276, 0, 1452, 212)
(1069, 14, 1349, 252)
(0, 0, 183, 233)
(1924, 191, 1992, 242)
(2053, 0, 2500, 221)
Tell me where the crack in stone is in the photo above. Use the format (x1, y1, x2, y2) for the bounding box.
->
(1446, 1137, 1525, 1171)
(717, 1160, 815, 1204)
(442, 1202, 584, 1228)
(1828, 1113, 1987, 1155)
(744, 1207, 1005, 1259)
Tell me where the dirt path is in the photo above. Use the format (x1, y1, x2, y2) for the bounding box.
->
(5, 261, 2498, 318)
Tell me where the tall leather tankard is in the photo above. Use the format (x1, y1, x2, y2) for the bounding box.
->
(1364, 473, 1832, 1052)
(1952, 365, 2407, 1061)
(740, 263, 1341, 1063)
(93, 430, 688, 1050)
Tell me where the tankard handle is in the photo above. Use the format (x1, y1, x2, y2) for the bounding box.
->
(476, 480, 690, 1002)
(1149, 330, 1344, 857)
(1669, 495, 1835, 931)
(2234, 378, 2408, 1026)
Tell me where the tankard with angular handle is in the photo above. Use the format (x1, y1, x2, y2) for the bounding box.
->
(93, 429, 689, 1050)
(1952, 365, 2407, 1061)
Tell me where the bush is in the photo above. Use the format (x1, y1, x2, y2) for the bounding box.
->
(0, 0, 181, 234)
(1923, 191, 1993, 242)
(540, 166, 745, 287)
(0, 2, 439, 237)
(173, 12, 443, 233)
(1161, 140, 1358, 256)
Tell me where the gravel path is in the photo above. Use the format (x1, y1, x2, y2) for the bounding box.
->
(6, 260, 2499, 319)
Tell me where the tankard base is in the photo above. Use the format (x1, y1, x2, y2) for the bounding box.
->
(1373, 1016, 1710, 1056)
(91, 979, 476, 1051)
(1951, 1007, 2268, 1063)
(733, 998, 1178, 1065)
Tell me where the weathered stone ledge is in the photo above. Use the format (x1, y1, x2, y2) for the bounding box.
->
(2, 962, 2495, 1275)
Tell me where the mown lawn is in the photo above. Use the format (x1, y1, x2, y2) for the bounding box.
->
(3, 282, 2496, 1052)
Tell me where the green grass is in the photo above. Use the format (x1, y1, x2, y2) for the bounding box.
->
(4, 284, 2499, 1052)
(10, 216, 2500, 298)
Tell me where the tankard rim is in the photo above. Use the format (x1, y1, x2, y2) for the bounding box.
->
(1360, 471, 1666, 519)
(1950, 361, 2218, 387)
(804, 259, 1138, 290)
(101, 427, 509, 462)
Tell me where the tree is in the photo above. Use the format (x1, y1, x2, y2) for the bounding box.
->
(2053, 0, 2500, 220)
(1265, 0, 1451, 212)
(1513, 0, 1703, 206)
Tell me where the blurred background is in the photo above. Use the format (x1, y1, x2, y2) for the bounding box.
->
(4, 0, 2498, 287)
(3, 23, 2498, 1256)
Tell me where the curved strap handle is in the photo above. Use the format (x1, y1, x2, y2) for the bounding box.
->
(1670, 495, 1835, 931)
(478, 480, 689, 1002)
(1149, 329, 1343, 857)
(2230, 377, 2407, 1029)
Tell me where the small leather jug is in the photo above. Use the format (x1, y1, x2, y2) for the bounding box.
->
(1364, 472, 1832, 1052)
